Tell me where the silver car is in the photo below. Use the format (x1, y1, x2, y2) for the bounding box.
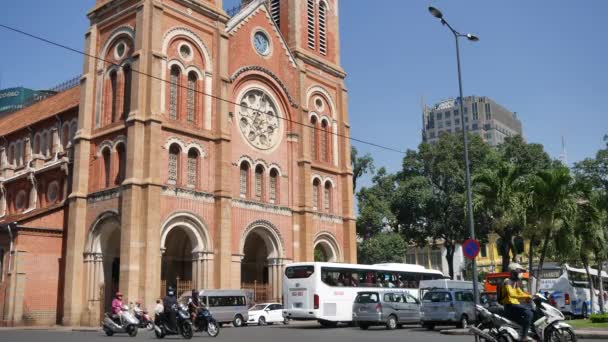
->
(180, 290, 250, 327)
(420, 289, 475, 329)
(352, 291, 421, 330)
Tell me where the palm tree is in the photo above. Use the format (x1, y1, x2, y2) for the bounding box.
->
(529, 166, 575, 293)
(474, 162, 527, 271)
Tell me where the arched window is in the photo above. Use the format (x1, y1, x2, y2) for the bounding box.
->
(41, 132, 49, 157)
(269, 168, 279, 203)
(311, 116, 318, 160)
(320, 120, 328, 162)
(255, 165, 264, 200)
(62, 125, 70, 149)
(102, 148, 111, 188)
(187, 71, 197, 124)
(319, 1, 327, 55)
(16, 141, 23, 167)
(169, 66, 180, 120)
(115, 143, 126, 185)
(313, 178, 321, 210)
(109, 70, 118, 123)
(122, 65, 132, 119)
(240, 162, 250, 197)
(324, 181, 332, 212)
(307, 0, 315, 49)
(270, 0, 280, 28)
(0, 248, 4, 282)
(187, 149, 199, 188)
(168, 144, 181, 184)
(8, 145, 14, 165)
(33, 135, 41, 155)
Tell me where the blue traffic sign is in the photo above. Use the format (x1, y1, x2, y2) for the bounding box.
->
(462, 239, 480, 260)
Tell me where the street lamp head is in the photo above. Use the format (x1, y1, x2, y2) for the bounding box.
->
(428, 6, 443, 19)
(466, 33, 480, 42)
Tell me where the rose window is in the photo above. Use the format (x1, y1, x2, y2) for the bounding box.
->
(237, 89, 281, 150)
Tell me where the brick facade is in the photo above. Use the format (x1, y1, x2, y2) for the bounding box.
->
(0, 0, 355, 327)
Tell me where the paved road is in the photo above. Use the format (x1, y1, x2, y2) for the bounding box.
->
(0, 323, 598, 342)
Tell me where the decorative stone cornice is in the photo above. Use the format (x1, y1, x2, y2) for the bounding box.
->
(312, 212, 344, 224)
(161, 186, 215, 203)
(232, 198, 292, 217)
(229, 66, 299, 109)
(87, 187, 122, 203)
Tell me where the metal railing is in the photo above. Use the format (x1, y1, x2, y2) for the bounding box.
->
(0, 75, 80, 115)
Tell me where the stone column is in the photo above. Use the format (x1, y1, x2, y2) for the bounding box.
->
(204, 73, 212, 130)
(27, 173, 38, 211)
(0, 183, 6, 217)
(192, 252, 204, 290)
(24, 137, 32, 167)
(51, 127, 62, 157)
(202, 252, 214, 289)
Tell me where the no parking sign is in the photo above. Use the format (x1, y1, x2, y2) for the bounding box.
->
(462, 239, 480, 260)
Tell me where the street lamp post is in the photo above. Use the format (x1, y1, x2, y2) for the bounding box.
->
(428, 4, 480, 325)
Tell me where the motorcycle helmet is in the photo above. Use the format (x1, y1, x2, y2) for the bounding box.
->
(508, 262, 525, 280)
(167, 286, 175, 297)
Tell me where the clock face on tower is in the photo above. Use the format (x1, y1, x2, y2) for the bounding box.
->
(253, 31, 270, 56)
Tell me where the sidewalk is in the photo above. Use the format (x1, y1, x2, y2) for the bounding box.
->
(0, 325, 99, 332)
(440, 328, 608, 340)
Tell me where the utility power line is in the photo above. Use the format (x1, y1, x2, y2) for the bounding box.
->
(0, 23, 407, 155)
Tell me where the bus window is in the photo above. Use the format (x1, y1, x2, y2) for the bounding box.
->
(568, 271, 589, 288)
(285, 265, 314, 279)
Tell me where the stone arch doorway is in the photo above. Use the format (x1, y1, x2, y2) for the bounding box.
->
(160, 213, 213, 296)
(240, 221, 285, 303)
(314, 232, 342, 263)
(83, 212, 121, 324)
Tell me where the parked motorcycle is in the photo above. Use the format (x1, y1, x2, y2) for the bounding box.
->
(194, 306, 220, 337)
(469, 294, 577, 342)
(154, 304, 194, 339)
(103, 305, 139, 337)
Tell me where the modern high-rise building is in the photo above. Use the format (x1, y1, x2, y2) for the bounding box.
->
(422, 96, 523, 146)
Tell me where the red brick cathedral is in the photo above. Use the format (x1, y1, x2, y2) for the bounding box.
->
(0, 0, 355, 326)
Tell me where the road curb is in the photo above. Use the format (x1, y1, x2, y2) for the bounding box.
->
(440, 328, 608, 339)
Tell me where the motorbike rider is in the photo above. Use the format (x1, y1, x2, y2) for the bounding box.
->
(188, 289, 202, 321)
(163, 286, 178, 332)
(500, 263, 533, 342)
(111, 291, 124, 324)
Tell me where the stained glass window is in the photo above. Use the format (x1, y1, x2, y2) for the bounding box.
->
(169, 66, 180, 120)
(240, 163, 249, 196)
(187, 149, 198, 187)
(168, 145, 180, 184)
(269, 169, 278, 203)
(187, 72, 196, 124)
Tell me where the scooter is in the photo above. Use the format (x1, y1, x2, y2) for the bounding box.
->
(154, 304, 194, 339)
(194, 306, 220, 337)
(134, 307, 154, 330)
(469, 294, 577, 342)
(103, 305, 139, 337)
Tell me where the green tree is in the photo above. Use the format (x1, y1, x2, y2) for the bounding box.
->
(394, 133, 493, 279)
(358, 232, 407, 264)
(351, 146, 375, 192)
(497, 135, 552, 272)
(356, 168, 396, 239)
(574, 139, 608, 314)
(530, 166, 576, 292)
(474, 161, 527, 271)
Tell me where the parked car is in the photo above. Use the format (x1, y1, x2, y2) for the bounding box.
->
(352, 291, 421, 330)
(420, 289, 475, 329)
(179, 289, 249, 327)
(247, 303, 288, 326)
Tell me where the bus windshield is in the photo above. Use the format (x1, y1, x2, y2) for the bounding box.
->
(285, 266, 314, 279)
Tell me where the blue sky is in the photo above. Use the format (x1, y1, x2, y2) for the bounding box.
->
(1, 0, 606, 181)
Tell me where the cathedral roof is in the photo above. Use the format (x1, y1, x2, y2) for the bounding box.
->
(0, 85, 80, 136)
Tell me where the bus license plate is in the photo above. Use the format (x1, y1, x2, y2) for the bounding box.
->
(292, 291, 304, 296)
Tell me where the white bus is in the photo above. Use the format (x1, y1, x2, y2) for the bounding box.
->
(539, 264, 608, 318)
(282, 262, 444, 326)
